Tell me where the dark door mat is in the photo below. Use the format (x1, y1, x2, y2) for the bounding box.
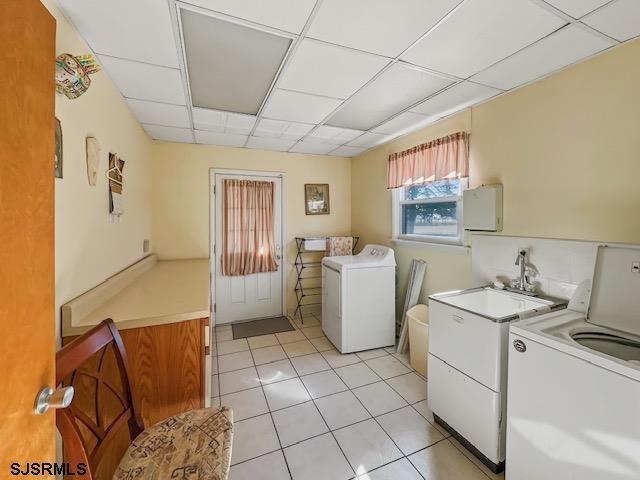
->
(232, 316, 295, 339)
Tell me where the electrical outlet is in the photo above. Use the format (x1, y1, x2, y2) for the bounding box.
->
(143, 239, 150, 253)
(632, 261, 640, 274)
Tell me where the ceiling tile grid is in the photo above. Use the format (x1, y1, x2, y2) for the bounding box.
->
(401, 0, 568, 79)
(57, 0, 636, 157)
(471, 23, 615, 90)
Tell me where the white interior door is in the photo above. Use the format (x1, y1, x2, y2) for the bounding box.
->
(213, 171, 283, 324)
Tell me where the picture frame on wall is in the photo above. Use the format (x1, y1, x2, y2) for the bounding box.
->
(54, 117, 63, 178)
(304, 183, 330, 215)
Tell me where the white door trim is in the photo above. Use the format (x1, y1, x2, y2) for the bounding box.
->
(209, 168, 287, 325)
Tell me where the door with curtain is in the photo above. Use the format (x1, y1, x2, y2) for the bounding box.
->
(213, 171, 284, 324)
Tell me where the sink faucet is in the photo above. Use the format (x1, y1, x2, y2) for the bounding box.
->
(515, 249, 527, 291)
(505, 249, 537, 295)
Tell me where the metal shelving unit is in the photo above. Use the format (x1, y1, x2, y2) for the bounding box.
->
(293, 237, 359, 323)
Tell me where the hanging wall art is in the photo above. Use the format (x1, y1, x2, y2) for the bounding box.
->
(107, 153, 125, 223)
(55, 53, 101, 99)
(86, 137, 100, 186)
(54, 117, 63, 178)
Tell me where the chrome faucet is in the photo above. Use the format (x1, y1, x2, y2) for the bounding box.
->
(515, 249, 527, 291)
(505, 249, 537, 295)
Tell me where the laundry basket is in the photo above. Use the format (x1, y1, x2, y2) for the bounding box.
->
(407, 304, 428, 377)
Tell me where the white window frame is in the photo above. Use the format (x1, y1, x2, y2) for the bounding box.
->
(391, 178, 468, 246)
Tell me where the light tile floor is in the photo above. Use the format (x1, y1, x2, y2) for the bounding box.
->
(212, 312, 504, 480)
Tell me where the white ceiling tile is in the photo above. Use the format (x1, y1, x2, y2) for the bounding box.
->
(289, 141, 337, 155)
(58, 0, 179, 67)
(472, 24, 615, 90)
(543, 0, 611, 18)
(372, 112, 439, 135)
(280, 123, 316, 140)
(143, 125, 194, 143)
(306, 126, 365, 144)
(224, 112, 257, 134)
(180, 0, 316, 34)
(192, 107, 226, 131)
(583, 0, 640, 42)
(330, 145, 368, 157)
(246, 136, 297, 151)
(401, 0, 566, 78)
(262, 90, 342, 124)
(195, 130, 247, 147)
(192, 108, 256, 134)
(127, 99, 190, 128)
(347, 132, 393, 148)
(254, 119, 316, 140)
(98, 56, 186, 105)
(327, 63, 452, 130)
(411, 82, 500, 117)
(278, 39, 389, 99)
(253, 118, 288, 137)
(307, 0, 463, 57)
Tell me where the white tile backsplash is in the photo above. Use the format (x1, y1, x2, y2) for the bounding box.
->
(471, 234, 598, 299)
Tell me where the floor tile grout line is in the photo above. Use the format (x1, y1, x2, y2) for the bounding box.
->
(295, 363, 358, 480)
(321, 353, 418, 463)
(245, 338, 295, 480)
(217, 322, 490, 479)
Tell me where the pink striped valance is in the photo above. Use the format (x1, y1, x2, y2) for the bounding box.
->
(386, 131, 469, 190)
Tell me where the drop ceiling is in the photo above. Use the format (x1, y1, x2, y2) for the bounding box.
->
(57, 0, 637, 157)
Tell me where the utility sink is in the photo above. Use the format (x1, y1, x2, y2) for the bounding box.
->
(432, 287, 558, 322)
(571, 329, 640, 364)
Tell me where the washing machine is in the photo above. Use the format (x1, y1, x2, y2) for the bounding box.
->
(506, 244, 640, 480)
(322, 244, 396, 353)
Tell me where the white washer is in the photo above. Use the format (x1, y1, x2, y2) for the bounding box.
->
(322, 244, 396, 353)
(507, 245, 640, 480)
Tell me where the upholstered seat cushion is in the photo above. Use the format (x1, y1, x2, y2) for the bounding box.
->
(114, 407, 234, 480)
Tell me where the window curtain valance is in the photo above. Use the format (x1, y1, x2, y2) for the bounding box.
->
(222, 179, 278, 276)
(386, 131, 469, 190)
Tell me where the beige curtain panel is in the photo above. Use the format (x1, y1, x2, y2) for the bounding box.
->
(386, 131, 469, 189)
(222, 179, 278, 276)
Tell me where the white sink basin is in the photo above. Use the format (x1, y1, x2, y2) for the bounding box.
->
(435, 287, 554, 320)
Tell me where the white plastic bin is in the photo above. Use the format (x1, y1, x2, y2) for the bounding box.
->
(407, 304, 429, 377)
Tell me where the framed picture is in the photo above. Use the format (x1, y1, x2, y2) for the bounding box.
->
(54, 117, 63, 178)
(305, 183, 330, 215)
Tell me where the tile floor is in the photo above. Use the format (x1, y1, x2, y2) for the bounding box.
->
(212, 312, 504, 480)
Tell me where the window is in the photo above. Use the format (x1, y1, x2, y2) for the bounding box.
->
(392, 178, 467, 245)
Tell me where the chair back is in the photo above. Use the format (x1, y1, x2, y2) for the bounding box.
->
(56, 319, 144, 479)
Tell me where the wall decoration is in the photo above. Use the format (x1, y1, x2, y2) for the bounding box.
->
(304, 184, 330, 215)
(107, 153, 125, 223)
(55, 53, 101, 99)
(54, 117, 63, 178)
(85, 137, 100, 186)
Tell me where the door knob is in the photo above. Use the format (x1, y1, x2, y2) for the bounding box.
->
(35, 386, 74, 415)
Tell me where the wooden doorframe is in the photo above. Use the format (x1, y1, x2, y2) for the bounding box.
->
(209, 168, 288, 325)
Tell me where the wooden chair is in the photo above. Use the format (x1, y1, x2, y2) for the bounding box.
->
(57, 319, 233, 480)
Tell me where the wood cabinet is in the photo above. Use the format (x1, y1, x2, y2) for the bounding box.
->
(64, 317, 209, 428)
(119, 317, 209, 427)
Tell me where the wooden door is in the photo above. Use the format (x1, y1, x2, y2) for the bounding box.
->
(0, 0, 56, 473)
(213, 171, 284, 324)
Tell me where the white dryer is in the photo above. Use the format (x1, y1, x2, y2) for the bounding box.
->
(322, 244, 396, 353)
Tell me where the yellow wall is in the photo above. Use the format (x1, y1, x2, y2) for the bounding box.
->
(352, 38, 640, 308)
(44, 0, 154, 343)
(152, 142, 351, 311)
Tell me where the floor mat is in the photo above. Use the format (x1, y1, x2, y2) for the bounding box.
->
(232, 316, 295, 339)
